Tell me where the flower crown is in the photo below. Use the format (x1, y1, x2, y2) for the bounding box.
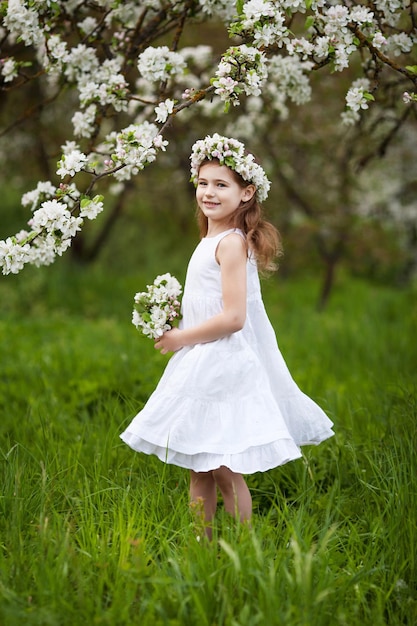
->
(190, 133, 271, 202)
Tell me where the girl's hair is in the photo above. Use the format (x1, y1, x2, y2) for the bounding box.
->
(196, 159, 282, 273)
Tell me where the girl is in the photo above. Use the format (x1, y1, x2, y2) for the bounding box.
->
(120, 133, 334, 539)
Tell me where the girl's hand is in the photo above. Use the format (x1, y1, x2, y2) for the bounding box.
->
(154, 328, 184, 355)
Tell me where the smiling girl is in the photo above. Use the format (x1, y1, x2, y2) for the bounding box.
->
(120, 134, 334, 539)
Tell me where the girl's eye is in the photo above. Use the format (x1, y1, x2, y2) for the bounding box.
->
(197, 181, 227, 188)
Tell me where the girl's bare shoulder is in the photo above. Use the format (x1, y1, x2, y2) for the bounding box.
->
(216, 231, 247, 264)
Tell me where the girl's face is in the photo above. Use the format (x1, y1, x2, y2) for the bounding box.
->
(196, 162, 255, 231)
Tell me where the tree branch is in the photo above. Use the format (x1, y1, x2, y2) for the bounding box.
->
(351, 24, 417, 85)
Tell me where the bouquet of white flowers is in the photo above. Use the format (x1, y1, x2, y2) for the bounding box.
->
(132, 273, 182, 339)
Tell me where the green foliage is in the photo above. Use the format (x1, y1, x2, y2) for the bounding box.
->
(0, 269, 416, 625)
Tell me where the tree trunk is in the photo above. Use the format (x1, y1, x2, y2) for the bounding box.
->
(317, 256, 338, 311)
(71, 183, 133, 263)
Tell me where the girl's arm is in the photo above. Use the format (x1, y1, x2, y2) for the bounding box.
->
(154, 233, 247, 354)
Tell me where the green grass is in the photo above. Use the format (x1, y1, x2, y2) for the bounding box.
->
(0, 266, 416, 625)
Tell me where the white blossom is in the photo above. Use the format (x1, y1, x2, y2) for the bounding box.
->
(179, 46, 213, 68)
(22, 181, 57, 211)
(349, 6, 374, 25)
(154, 99, 175, 123)
(373, 32, 388, 49)
(79, 195, 104, 220)
(1, 58, 18, 82)
(29, 199, 82, 238)
(64, 44, 100, 82)
(0, 237, 31, 275)
(346, 88, 370, 111)
(105, 3, 145, 28)
(156, 273, 183, 298)
(197, 0, 236, 22)
(26, 233, 57, 267)
(242, 0, 276, 25)
(314, 36, 331, 59)
(77, 58, 128, 112)
(45, 34, 68, 70)
(345, 79, 372, 112)
(287, 38, 314, 60)
(234, 2, 289, 47)
(77, 17, 98, 35)
(137, 46, 186, 82)
(403, 92, 417, 104)
(132, 273, 182, 339)
(57, 150, 88, 178)
(150, 307, 168, 330)
(213, 45, 268, 107)
(59, 183, 81, 209)
(111, 122, 169, 182)
(244, 70, 264, 96)
(323, 5, 350, 35)
(213, 76, 239, 101)
(267, 55, 313, 106)
(374, 0, 403, 24)
(72, 104, 97, 138)
(384, 33, 414, 56)
(253, 23, 284, 47)
(341, 109, 360, 125)
(226, 113, 258, 140)
(55, 237, 73, 256)
(3, 1, 43, 46)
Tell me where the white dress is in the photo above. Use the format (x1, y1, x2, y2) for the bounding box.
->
(120, 229, 334, 474)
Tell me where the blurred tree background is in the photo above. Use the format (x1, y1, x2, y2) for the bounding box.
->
(1, 2, 416, 309)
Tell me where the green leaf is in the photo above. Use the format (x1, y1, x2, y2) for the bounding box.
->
(305, 15, 315, 29)
(405, 65, 417, 75)
(364, 92, 375, 101)
(0, 1, 8, 18)
(228, 24, 243, 38)
(236, 0, 244, 15)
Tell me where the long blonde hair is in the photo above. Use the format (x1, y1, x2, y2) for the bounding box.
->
(196, 160, 282, 273)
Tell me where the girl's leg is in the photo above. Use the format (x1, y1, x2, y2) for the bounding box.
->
(189, 470, 217, 540)
(212, 466, 252, 523)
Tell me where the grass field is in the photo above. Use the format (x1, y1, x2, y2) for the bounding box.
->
(0, 264, 416, 625)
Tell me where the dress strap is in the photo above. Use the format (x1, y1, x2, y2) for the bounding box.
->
(216, 228, 245, 242)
